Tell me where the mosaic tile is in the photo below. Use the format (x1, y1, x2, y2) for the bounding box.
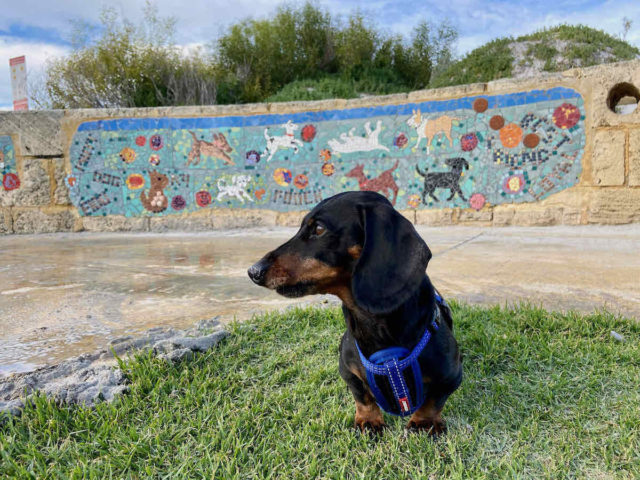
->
(0, 136, 19, 192)
(68, 87, 585, 216)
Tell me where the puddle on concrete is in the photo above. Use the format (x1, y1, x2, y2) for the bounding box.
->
(1, 225, 639, 376)
(0, 229, 302, 375)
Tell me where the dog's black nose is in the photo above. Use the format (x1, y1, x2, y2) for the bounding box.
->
(248, 261, 268, 286)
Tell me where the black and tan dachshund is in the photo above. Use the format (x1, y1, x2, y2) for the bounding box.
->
(248, 191, 462, 436)
(416, 157, 469, 203)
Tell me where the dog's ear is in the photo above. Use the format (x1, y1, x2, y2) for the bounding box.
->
(352, 203, 431, 314)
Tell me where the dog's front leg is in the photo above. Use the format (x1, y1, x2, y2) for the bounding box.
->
(406, 394, 448, 438)
(339, 356, 386, 434)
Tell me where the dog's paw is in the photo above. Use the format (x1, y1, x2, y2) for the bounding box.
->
(406, 418, 447, 438)
(354, 418, 387, 436)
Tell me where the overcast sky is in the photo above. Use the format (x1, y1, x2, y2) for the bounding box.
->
(1, 0, 639, 109)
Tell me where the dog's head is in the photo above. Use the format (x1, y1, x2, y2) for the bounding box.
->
(406, 109, 422, 128)
(445, 157, 470, 172)
(233, 175, 251, 188)
(282, 120, 299, 133)
(248, 191, 432, 314)
(344, 164, 364, 179)
(213, 133, 232, 152)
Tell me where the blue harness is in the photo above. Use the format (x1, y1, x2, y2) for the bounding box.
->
(355, 295, 445, 416)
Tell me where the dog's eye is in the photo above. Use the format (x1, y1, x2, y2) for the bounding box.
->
(314, 223, 326, 236)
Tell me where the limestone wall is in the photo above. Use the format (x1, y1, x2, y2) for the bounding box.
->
(1, 60, 640, 234)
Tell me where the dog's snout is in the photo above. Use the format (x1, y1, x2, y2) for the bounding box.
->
(248, 261, 269, 285)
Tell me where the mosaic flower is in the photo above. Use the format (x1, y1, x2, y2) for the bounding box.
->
(254, 188, 266, 200)
(126, 173, 145, 190)
(407, 194, 421, 208)
(502, 173, 525, 195)
(499, 123, 523, 148)
(321, 163, 335, 176)
(245, 150, 261, 166)
(148, 154, 160, 166)
(2, 172, 20, 191)
(294, 174, 309, 189)
(149, 134, 164, 151)
(473, 98, 489, 113)
(171, 195, 187, 210)
(460, 133, 478, 151)
(273, 168, 292, 186)
(469, 193, 486, 211)
(195, 191, 212, 207)
(523, 133, 539, 148)
(301, 125, 317, 142)
(119, 147, 136, 163)
(319, 149, 332, 162)
(394, 133, 408, 149)
(135, 136, 146, 147)
(489, 115, 505, 130)
(552, 103, 580, 129)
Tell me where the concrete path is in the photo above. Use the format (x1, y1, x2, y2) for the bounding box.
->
(1, 225, 638, 375)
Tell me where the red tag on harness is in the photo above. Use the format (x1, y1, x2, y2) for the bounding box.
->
(398, 397, 410, 412)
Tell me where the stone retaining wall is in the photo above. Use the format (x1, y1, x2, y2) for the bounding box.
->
(1, 60, 640, 234)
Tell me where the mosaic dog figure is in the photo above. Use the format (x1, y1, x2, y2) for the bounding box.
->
(416, 157, 469, 203)
(216, 175, 254, 203)
(263, 120, 303, 162)
(346, 160, 400, 206)
(187, 131, 234, 166)
(407, 111, 457, 153)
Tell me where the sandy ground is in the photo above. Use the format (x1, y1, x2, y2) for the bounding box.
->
(1, 225, 638, 375)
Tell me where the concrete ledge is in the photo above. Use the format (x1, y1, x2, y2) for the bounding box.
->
(12, 208, 76, 234)
(81, 215, 148, 232)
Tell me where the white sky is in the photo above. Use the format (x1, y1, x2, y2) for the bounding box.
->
(1, 0, 639, 109)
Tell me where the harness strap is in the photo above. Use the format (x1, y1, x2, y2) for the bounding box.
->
(355, 295, 446, 416)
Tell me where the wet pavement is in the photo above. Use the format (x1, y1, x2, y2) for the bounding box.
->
(1, 225, 639, 375)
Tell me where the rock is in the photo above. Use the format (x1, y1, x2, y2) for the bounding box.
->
(0, 320, 229, 416)
(158, 348, 194, 363)
(153, 330, 228, 354)
(610, 331, 625, 342)
(0, 399, 24, 417)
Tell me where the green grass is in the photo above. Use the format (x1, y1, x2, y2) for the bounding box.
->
(431, 24, 640, 89)
(265, 74, 411, 103)
(2, 303, 639, 478)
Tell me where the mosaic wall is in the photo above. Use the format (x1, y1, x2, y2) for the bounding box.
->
(68, 87, 585, 216)
(1, 136, 19, 192)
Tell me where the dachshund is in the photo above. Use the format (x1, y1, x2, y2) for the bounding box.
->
(416, 157, 469, 203)
(248, 191, 462, 436)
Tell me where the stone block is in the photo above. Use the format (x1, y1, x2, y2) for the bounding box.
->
(584, 60, 640, 128)
(53, 158, 70, 205)
(512, 207, 563, 226)
(415, 209, 454, 226)
(591, 129, 625, 186)
(0, 111, 63, 156)
(0, 208, 12, 234)
(275, 210, 308, 227)
(0, 159, 50, 207)
(212, 209, 279, 229)
(629, 129, 640, 186)
(492, 206, 516, 226)
(82, 215, 148, 232)
(12, 208, 75, 234)
(458, 208, 493, 224)
(149, 214, 212, 232)
(587, 189, 640, 224)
